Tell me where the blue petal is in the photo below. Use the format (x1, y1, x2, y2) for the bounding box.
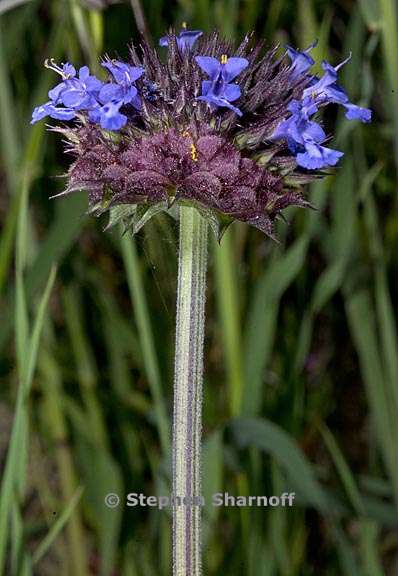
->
(160, 29, 202, 51)
(296, 142, 343, 169)
(31, 103, 53, 123)
(31, 102, 76, 123)
(303, 71, 336, 100)
(126, 64, 144, 83)
(344, 103, 372, 123)
(48, 82, 67, 103)
(85, 75, 103, 93)
(102, 61, 144, 85)
(195, 56, 221, 79)
(322, 84, 349, 105)
(122, 86, 138, 105)
(61, 88, 91, 108)
(78, 66, 90, 80)
(62, 63, 76, 78)
(271, 118, 292, 141)
(99, 83, 124, 103)
(100, 111, 127, 130)
(288, 98, 318, 118)
(197, 93, 243, 116)
(223, 83, 241, 102)
(303, 120, 326, 142)
(130, 93, 142, 110)
(286, 43, 316, 78)
(222, 57, 249, 82)
(88, 107, 101, 123)
(201, 80, 212, 96)
(98, 102, 127, 130)
(177, 30, 203, 51)
(48, 107, 77, 121)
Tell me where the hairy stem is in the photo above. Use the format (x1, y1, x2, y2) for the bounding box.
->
(173, 206, 208, 576)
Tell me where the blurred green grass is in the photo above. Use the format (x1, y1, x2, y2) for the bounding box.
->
(0, 0, 397, 574)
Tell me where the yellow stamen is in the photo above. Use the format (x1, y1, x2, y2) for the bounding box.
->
(221, 54, 228, 65)
(190, 143, 198, 162)
(182, 130, 190, 137)
(182, 21, 187, 29)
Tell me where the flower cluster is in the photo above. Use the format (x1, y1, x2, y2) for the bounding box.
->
(32, 29, 372, 237)
(272, 43, 371, 169)
(32, 59, 144, 130)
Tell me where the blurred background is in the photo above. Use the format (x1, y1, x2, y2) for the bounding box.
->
(0, 0, 397, 574)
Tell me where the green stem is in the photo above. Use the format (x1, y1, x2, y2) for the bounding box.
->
(173, 206, 208, 576)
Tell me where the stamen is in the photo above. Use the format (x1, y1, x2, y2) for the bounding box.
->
(44, 58, 62, 75)
(190, 143, 198, 162)
(182, 21, 187, 29)
(44, 58, 72, 79)
(221, 54, 228, 65)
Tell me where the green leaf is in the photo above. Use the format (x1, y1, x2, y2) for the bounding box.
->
(231, 417, 330, 512)
(32, 487, 84, 565)
(243, 236, 309, 415)
(203, 430, 223, 528)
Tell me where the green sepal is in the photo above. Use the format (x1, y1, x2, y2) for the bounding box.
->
(88, 186, 113, 216)
(102, 198, 234, 241)
(104, 204, 138, 231)
(131, 202, 169, 234)
(284, 173, 321, 186)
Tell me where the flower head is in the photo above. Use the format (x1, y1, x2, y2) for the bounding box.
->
(32, 32, 372, 238)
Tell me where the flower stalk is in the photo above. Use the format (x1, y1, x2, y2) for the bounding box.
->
(173, 206, 208, 576)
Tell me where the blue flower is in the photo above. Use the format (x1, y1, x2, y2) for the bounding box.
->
(286, 41, 317, 78)
(87, 60, 145, 131)
(302, 57, 372, 122)
(99, 82, 140, 107)
(100, 60, 144, 110)
(31, 60, 102, 124)
(272, 48, 372, 168)
(59, 66, 103, 109)
(272, 99, 344, 169)
(195, 55, 249, 116)
(159, 26, 203, 52)
(296, 141, 343, 169)
(102, 61, 144, 87)
(89, 101, 127, 131)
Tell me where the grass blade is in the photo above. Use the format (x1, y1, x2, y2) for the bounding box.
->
(32, 487, 84, 565)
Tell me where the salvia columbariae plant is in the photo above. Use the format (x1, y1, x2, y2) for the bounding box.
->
(32, 26, 371, 576)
